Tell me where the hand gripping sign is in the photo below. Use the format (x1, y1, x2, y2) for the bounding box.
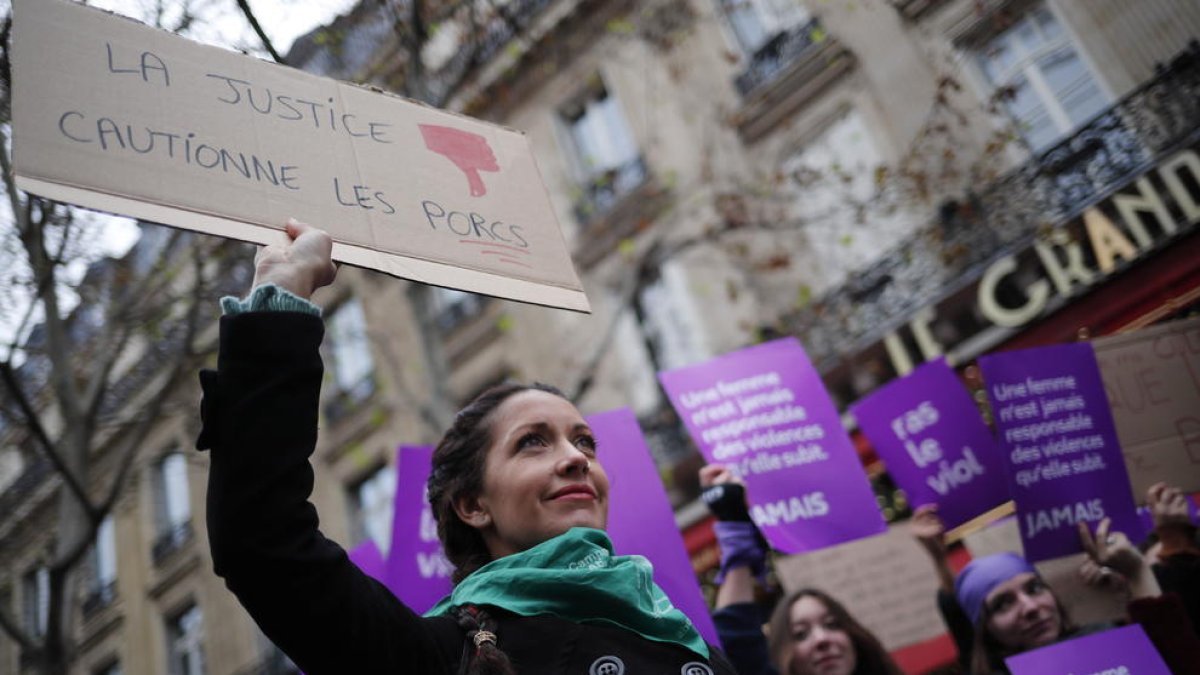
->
(11, 0, 588, 312)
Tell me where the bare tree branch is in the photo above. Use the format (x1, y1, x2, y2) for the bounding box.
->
(95, 248, 210, 520)
(0, 361, 98, 523)
(234, 0, 285, 63)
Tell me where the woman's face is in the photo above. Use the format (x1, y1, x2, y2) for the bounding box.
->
(983, 572, 1062, 651)
(787, 596, 858, 675)
(456, 390, 610, 558)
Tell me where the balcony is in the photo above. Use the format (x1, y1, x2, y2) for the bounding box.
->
(888, 0, 950, 21)
(572, 156, 650, 225)
(151, 521, 194, 566)
(780, 44, 1200, 373)
(571, 157, 672, 269)
(732, 19, 856, 142)
(81, 580, 118, 617)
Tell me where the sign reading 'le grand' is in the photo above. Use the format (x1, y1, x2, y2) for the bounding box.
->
(884, 146, 1200, 373)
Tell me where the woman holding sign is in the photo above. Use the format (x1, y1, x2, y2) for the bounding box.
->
(199, 222, 737, 675)
(702, 465, 902, 675)
(951, 517, 1199, 674)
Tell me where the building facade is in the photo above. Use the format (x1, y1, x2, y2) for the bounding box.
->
(2, 0, 1198, 673)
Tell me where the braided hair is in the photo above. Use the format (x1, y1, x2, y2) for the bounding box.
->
(451, 605, 516, 675)
(428, 382, 568, 675)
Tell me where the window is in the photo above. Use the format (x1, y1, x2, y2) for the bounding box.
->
(428, 287, 487, 333)
(22, 567, 48, 638)
(785, 109, 885, 217)
(166, 604, 205, 675)
(718, 0, 810, 55)
(558, 77, 645, 222)
(348, 464, 395, 556)
(153, 453, 192, 562)
(975, 5, 1108, 152)
(84, 515, 118, 614)
(638, 263, 709, 372)
(325, 298, 375, 408)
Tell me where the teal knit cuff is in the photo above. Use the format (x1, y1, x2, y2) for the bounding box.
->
(220, 283, 322, 317)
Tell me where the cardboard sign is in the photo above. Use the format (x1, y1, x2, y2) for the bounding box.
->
(383, 445, 452, 614)
(1005, 624, 1171, 674)
(1093, 316, 1200, 496)
(979, 343, 1141, 562)
(589, 407, 720, 647)
(11, 0, 589, 312)
(852, 358, 1009, 530)
(659, 338, 886, 555)
(773, 526, 950, 651)
(962, 516, 1128, 627)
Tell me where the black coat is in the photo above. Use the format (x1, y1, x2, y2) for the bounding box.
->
(199, 311, 737, 675)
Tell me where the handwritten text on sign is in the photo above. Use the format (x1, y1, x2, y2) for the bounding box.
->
(12, 0, 587, 311)
(1093, 316, 1200, 496)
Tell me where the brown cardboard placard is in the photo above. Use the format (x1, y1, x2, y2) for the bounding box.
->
(12, 0, 589, 312)
(774, 526, 948, 651)
(962, 516, 1127, 626)
(1092, 316, 1200, 497)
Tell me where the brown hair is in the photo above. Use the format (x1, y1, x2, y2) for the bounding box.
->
(767, 589, 903, 675)
(968, 582, 1074, 675)
(425, 382, 568, 675)
(426, 381, 568, 583)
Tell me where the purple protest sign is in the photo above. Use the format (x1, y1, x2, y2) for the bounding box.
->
(659, 338, 885, 554)
(979, 343, 1141, 562)
(348, 539, 387, 583)
(382, 445, 453, 613)
(589, 407, 720, 647)
(851, 358, 1009, 530)
(1005, 624, 1170, 674)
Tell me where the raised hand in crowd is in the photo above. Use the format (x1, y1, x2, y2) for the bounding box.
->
(910, 503, 955, 594)
(251, 219, 338, 299)
(1078, 518, 1161, 600)
(1148, 482, 1198, 558)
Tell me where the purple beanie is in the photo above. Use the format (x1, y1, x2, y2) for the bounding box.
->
(954, 552, 1037, 625)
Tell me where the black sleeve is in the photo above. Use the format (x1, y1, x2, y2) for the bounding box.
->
(712, 602, 778, 675)
(936, 587, 974, 669)
(200, 312, 457, 675)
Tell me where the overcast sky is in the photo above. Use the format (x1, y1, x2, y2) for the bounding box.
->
(0, 0, 360, 352)
(90, 0, 360, 57)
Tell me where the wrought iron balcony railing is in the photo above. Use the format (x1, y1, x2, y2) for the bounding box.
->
(81, 580, 118, 617)
(734, 19, 828, 96)
(572, 156, 650, 225)
(782, 43, 1200, 371)
(152, 521, 194, 565)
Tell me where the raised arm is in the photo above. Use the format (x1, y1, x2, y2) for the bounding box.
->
(199, 221, 457, 674)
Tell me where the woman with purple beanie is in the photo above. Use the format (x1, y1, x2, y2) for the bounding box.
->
(955, 520, 1200, 674)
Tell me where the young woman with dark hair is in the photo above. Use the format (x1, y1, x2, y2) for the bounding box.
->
(765, 589, 903, 675)
(200, 222, 737, 675)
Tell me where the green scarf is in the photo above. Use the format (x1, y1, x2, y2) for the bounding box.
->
(425, 527, 709, 659)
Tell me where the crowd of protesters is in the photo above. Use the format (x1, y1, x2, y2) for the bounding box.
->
(200, 221, 1198, 675)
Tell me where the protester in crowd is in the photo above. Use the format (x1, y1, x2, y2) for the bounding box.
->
(955, 518, 1199, 675)
(199, 221, 737, 674)
(911, 504, 974, 670)
(1141, 482, 1200, 631)
(702, 464, 902, 675)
